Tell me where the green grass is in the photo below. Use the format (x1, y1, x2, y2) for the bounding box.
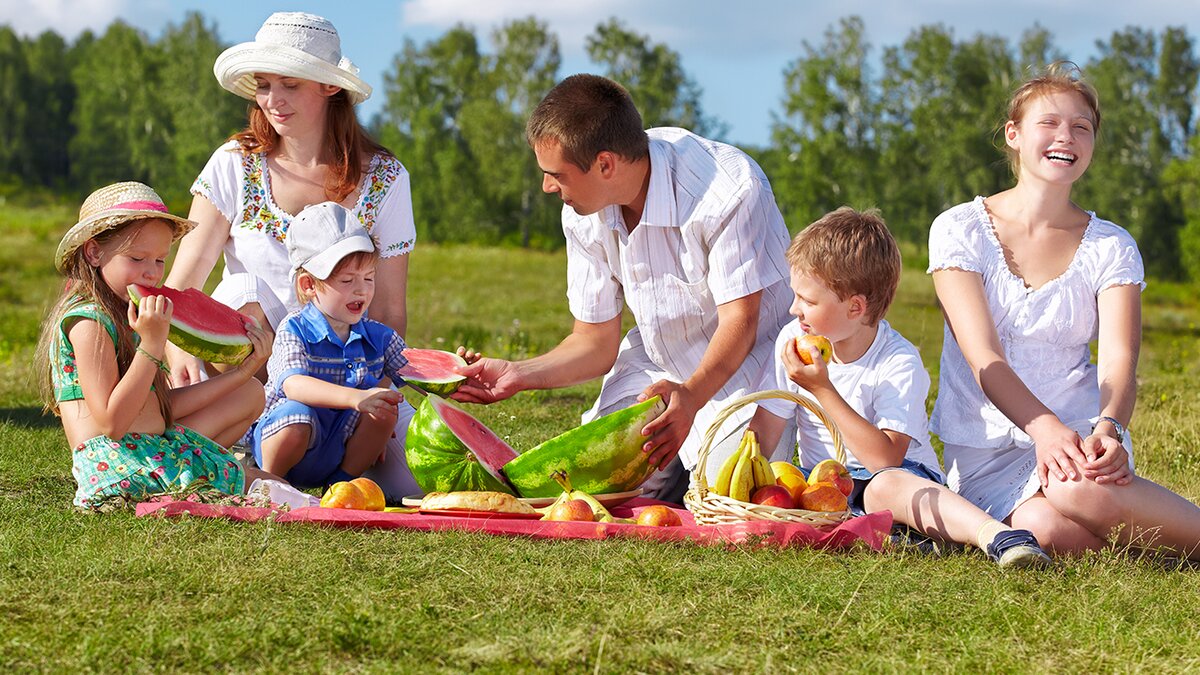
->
(4, 203, 1200, 672)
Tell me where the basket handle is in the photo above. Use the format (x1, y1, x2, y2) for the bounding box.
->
(692, 389, 846, 500)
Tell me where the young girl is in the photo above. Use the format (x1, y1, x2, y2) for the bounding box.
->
(929, 62, 1200, 559)
(38, 182, 272, 509)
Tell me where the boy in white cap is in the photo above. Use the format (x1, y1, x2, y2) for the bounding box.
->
(249, 202, 409, 489)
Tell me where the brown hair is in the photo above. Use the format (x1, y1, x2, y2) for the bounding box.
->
(1003, 61, 1101, 174)
(37, 220, 173, 424)
(293, 249, 379, 305)
(525, 74, 649, 172)
(231, 89, 392, 202)
(786, 207, 901, 325)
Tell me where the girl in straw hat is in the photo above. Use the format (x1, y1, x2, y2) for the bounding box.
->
(37, 182, 273, 509)
(163, 12, 423, 500)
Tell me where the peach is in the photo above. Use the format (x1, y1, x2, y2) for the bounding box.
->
(636, 505, 683, 527)
(320, 481, 367, 510)
(350, 477, 386, 511)
(751, 485, 795, 509)
(809, 459, 853, 496)
(548, 498, 595, 522)
(799, 481, 849, 512)
(794, 334, 833, 365)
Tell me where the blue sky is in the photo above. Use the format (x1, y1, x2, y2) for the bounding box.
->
(5, 0, 1200, 147)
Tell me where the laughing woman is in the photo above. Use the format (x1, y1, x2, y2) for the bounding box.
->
(164, 12, 419, 496)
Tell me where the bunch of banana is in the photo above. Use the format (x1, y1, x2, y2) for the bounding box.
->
(711, 430, 775, 502)
(539, 469, 621, 522)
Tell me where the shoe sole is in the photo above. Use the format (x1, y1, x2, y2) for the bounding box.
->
(998, 545, 1053, 570)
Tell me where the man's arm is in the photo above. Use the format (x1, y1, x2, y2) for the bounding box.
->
(638, 291, 762, 468)
(452, 315, 624, 404)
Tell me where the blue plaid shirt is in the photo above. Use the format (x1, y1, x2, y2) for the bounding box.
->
(261, 302, 409, 417)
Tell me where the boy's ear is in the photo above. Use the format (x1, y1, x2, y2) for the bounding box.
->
(848, 294, 869, 320)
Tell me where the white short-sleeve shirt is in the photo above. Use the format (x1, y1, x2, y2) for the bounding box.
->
(927, 197, 1145, 449)
(758, 319, 943, 478)
(191, 140, 416, 316)
(565, 127, 793, 468)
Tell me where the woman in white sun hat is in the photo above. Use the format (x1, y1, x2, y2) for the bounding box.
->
(164, 12, 420, 499)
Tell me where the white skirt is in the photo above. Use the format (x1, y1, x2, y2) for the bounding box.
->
(943, 417, 1134, 520)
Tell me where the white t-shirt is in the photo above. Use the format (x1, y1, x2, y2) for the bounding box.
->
(191, 140, 417, 316)
(757, 319, 944, 478)
(564, 127, 793, 469)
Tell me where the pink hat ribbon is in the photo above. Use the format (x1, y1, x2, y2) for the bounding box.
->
(109, 200, 168, 213)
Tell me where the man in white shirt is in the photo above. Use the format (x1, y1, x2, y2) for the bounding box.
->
(455, 74, 792, 501)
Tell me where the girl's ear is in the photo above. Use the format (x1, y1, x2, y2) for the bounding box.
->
(82, 240, 102, 267)
(1004, 120, 1020, 149)
(320, 83, 342, 98)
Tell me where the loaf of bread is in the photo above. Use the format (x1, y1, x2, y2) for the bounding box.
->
(420, 491, 538, 514)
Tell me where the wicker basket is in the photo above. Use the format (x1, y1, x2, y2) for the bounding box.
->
(684, 389, 852, 528)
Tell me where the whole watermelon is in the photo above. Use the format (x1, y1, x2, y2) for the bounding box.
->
(502, 396, 666, 498)
(405, 394, 518, 495)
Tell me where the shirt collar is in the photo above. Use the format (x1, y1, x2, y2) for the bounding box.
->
(597, 137, 676, 232)
(295, 302, 370, 348)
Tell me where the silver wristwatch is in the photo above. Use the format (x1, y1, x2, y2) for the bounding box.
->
(1094, 416, 1126, 443)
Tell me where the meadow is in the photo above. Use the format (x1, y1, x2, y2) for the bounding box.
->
(3, 203, 1200, 672)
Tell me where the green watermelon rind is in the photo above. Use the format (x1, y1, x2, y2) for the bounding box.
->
(400, 349, 467, 397)
(127, 285, 253, 364)
(404, 394, 516, 495)
(502, 396, 666, 498)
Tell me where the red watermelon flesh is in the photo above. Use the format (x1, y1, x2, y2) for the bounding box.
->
(405, 393, 519, 494)
(127, 284, 253, 364)
(397, 348, 467, 396)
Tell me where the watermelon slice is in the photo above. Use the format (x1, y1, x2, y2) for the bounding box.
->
(502, 396, 666, 498)
(405, 394, 519, 495)
(127, 284, 253, 364)
(397, 348, 467, 396)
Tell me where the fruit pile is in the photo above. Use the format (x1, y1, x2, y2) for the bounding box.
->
(541, 470, 682, 527)
(710, 430, 852, 513)
(319, 477, 387, 511)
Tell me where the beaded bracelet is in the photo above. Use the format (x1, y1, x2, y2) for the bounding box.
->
(136, 346, 171, 374)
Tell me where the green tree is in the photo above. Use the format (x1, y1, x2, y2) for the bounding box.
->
(0, 26, 31, 181)
(155, 12, 246, 207)
(22, 30, 75, 188)
(585, 18, 724, 138)
(768, 16, 880, 232)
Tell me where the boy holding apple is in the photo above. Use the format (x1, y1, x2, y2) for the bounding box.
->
(747, 207, 1051, 568)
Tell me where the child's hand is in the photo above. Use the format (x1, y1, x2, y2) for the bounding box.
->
(236, 321, 273, 377)
(127, 296, 172, 348)
(356, 387, 401, 418)
(780, 337, 833, 393)
(1081, 433, 1134, 486)
(456, 345, 482, 365)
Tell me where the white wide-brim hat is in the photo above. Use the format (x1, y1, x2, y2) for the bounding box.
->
(56, 182, 195, 273)
(214, 12, 371, 105)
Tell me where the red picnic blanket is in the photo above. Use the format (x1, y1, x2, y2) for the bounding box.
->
(136, 497, 892, 551)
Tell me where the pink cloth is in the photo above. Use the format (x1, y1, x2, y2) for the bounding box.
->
(135, 497, 892, 551)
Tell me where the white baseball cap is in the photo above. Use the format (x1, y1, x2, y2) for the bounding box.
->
(286, 202, 375, 280)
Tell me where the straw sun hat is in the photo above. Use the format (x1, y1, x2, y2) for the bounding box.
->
(213, 12, 372, 105)
(55, 182, 195, 273)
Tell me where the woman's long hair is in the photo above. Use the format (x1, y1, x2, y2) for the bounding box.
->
(36, 223, 173, 426)
(231, 89, 392, 203)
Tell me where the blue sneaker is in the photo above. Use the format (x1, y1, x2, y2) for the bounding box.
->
(987, 529, 1053, 569)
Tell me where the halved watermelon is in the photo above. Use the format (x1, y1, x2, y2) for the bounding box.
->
(398, 348, 467, 396)
(405, 394, 519, 495)
(503, 396, 666, 498)
(127, 284, 252, 364)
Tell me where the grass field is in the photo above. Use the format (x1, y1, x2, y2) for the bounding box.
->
(3, 203, 1200, 672)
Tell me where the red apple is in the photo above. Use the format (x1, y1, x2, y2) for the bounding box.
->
(636, 505, 683, 527)
(794, 334, 833, 365)
(547, 498, 594, 522)
(809, 459, 853, 496)
(751, 484, 796, 509)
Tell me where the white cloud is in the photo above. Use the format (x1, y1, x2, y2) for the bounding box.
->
(1, 0, 130, 39)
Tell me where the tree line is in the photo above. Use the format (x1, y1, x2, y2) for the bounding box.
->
(2, 13, 1200, 279)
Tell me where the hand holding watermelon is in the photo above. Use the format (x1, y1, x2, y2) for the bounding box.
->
(126, 292, 173, 349)
(636, 380, 703, 469)
(451, 357, 526, 404)
(232, 322, 273, 378)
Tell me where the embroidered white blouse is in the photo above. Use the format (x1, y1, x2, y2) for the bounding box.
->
(191, 140, 416, 316)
